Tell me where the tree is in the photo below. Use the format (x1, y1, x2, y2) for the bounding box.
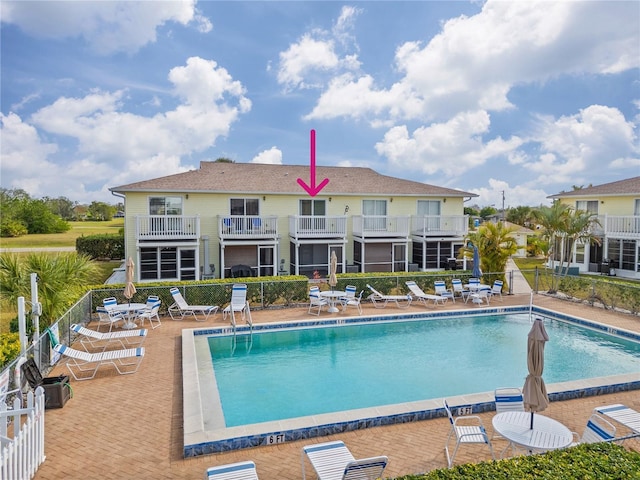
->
(214, 157, 235, 163)
(479, 206, 497, 219)
(44, 196, 77, 220)
(87, 201, 115, 221)
(463, 222, 518, 285)
(506, 205, 534, 227)
(0, 252, 98, 330)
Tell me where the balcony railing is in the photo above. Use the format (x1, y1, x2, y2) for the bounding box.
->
(289, 216, 347, 239)
(410, 215, 469, 237)
(352, 215, 410, 238)
(136, 215, 200, 240)
(594, 215, 640, 238)
(218, 215, 278, 239)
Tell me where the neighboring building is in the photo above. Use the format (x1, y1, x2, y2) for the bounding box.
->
(110, 162, 477, 282)
(548, 176, 640, 279)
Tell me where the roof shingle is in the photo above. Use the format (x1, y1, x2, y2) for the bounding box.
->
(548, 176, 640, 199)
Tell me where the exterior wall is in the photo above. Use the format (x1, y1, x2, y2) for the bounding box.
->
(558, 195, 637, 215)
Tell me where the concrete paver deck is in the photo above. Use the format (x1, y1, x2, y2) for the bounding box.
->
(35, 293, 640, 480)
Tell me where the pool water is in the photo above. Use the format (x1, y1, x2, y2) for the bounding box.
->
(207, 313, 640, 427)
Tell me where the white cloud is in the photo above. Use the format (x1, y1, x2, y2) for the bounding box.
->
(251, 147, 283, 165)
(524, 105, 639, 184)
(307, 0, 639, 124)
(276, 6, 361, 91)
(469, 178, 551, 208)
(0, 0, 208, 54)
(375, 111, 523, 175)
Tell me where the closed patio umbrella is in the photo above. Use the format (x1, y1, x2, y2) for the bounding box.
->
(123, 257, 137, 304)
(523, 317, 550, 428)
(472, 244, 482, 279)
(328, 251, 338, 291)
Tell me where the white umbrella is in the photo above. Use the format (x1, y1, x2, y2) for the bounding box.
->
(123, 257, 137, 304)
(328, 251, 338, 291)
(522, 317, 550, 428)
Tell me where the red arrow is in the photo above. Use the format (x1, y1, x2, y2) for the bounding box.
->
(297, 129, 329, 197)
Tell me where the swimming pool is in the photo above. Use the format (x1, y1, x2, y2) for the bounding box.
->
(182, 305, 640, 456)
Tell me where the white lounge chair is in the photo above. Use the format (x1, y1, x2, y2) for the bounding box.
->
(405, 281, 446, 307)
(434, 280, 455, 303)
(444, 399, 494, 467)
(571, 414, 616, 445)
(301, 440, 388, 480)
(70, 323, 147, 351)
(135, 296, 162, 329)
(168, 287, 218, 321)
(367, 284, 412, 309)
(54, 343, 145, 381)
(341, 285, 363, 314)
(308, 286, 329, 315)
(205, 460, 259, 480)
(594, 404, 640, 434)
(223, 284, 250, 326)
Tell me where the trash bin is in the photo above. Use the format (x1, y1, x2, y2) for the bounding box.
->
(600, 259, 610, 276)
(21, 358, 71, 409)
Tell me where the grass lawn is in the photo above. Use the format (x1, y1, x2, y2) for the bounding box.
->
(0, 219, 124, 248)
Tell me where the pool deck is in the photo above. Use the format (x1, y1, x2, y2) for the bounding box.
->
(36, 293, 640, 480)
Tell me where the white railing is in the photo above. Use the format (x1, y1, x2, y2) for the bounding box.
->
(218, 216, 279, 239)
(135, 215, 200, 240)
(289, 216, 347, 238)
(1, 388, 46, 480)
(352, 215, 410, 238)
(410, 215, 469, 237)
(600, 215, 640, 237)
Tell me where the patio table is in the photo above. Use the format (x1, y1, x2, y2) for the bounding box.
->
(492, 411, 573, 456)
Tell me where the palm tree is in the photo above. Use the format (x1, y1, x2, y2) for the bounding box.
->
(559, 209, 601, 277)
(463, 222, 518, 286)
(0, 252, 98, 331)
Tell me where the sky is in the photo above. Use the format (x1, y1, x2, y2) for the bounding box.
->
(1, 1, 639, 209)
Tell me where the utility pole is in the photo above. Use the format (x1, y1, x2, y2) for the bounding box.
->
(501, 190, 505, 222)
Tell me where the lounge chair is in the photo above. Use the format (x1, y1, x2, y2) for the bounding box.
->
(168, 287, 218, 321)
(53, 343, 145, 381)
(341, 285, 363, 314)
(405, 281, 446, 307)
(70, 323, 147, 351)
(223, 284, 250, 325)
(451, 279, 470, 301)
(594, 404, 640, 434)
(570, 414, 616, 445)
(308, 286, 329, 315)
(301, 440, 388, 480)
(205, 460, 259, 480)
(434, 280, 455, 303)
(135, 296, 162, 329)
(489, 280, 504, 301)
(367, 284, 412, 309)
(444, 399, 494, 467)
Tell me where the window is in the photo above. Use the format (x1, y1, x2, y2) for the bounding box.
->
(575, 200, 598, 214)
(363, 199, 386, 231)
(299, 199, 325, 216)
(417, 200, 441, 231)
(139, 247, 196, 281)
(635, 199, 640, 216)
(149, 196, 182, 215)
(230, 198, 259, 216)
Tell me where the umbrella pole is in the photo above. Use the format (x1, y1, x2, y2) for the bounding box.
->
(530, 411, 534, 429)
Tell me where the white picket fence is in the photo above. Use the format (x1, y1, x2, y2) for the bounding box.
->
(0, 388, 46, 480)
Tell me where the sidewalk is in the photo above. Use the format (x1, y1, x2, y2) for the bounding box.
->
(506, 257, 532, 295)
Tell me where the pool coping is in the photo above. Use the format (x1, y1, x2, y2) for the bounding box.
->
(182, 304, 640, 457)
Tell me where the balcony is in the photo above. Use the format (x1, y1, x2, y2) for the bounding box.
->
(289, 215, 347, 239)
(136, 215, 200, 240)
(595, 215, 640, 238)
(410, 215, 469, 238)
(352, 215, 410, 238)
(218, 215, 278, 240)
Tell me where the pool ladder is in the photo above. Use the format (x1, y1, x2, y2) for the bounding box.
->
(230, 301, 253, 355)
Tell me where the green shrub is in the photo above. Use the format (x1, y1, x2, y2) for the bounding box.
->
(0, 333, 21, 368)
(76, 233, 124, 259)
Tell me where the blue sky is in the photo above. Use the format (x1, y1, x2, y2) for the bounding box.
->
(1, 1, 638, 208)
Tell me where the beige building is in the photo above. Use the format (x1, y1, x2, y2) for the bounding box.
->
(110, 162, 477, 282)
(548, 176, 640, 279)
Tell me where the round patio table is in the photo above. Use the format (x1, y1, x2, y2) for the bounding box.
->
(492, 411, 573, 456)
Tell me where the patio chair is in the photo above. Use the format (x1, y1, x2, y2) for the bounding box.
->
(468, 289, 491, 305)
(405, 281, 446, 307)
(451, 279, 470, 301)
(223, 284, 250, 326)
(341, 285, 363, 314)
(70, 323, 147, 351)
(205, 460, 259, 480)
(97, 298, 126, 332)
(489, 280, 504, 301)
(571, 414, 616, 445)
(168, 287, 219, 321)
(53, 343, 145, 381)
(301, 440, 388, 480)
(308, 286, 329, 315)
(493, 387, 524, 440)
(434, 280, 455, 303)
(444, 399, 494, 467)
(135, 296, 162, 329)
(366, 284, 412, 309)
